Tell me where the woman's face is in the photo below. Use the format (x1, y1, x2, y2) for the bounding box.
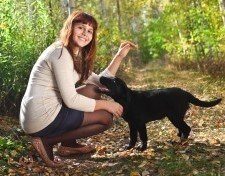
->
(73, 22, 94, 48)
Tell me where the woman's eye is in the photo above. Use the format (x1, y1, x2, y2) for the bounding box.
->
(88, 30, 93, 34)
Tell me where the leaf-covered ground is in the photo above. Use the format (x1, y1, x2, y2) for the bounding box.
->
(1, 62, 225, 175)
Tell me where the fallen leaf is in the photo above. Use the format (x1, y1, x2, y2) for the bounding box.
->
(193, 169, 199, 175)
(96, 146, 107, 155)
(142, 170, 150, 176)
(32, 167, 43, 173)
(138, 161, 147, 168)
(130, 171, 141, 176)
(182, 154, 189, 161)
(10, 150, 18, 157)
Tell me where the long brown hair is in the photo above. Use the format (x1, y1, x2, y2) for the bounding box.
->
(60, 10, 98, 84)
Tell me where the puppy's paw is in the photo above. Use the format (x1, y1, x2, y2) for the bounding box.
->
(180, 133, 189, 140)
(180, 137, 189, 146)
(137, 145, 147, 152)
(177, 132, 182, 137)
(124, 144, 135, 150)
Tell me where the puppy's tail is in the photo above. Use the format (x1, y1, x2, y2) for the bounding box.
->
(187, 92, 222, 107)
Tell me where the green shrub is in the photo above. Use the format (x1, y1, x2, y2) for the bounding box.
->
(0, 0, 64, 116)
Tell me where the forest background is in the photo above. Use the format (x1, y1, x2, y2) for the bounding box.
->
(1, 0, 225, 117)
(1, 0, 225, 175)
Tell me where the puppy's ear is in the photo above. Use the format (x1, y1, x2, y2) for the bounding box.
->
(126, 90, 131, 103)
(116, 77, 129, 90)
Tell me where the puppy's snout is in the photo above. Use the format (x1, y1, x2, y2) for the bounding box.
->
(100, 76, 112, 85)
(99, 76, 107, 84)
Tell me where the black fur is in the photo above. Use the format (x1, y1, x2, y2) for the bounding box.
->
(99, 76, 222, 151)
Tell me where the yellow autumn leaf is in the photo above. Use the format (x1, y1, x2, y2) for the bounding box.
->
(138, 160, 148, 168)
(182, 154, 189, 161)
(130, 171, 141, 176)
(10, 150, 18, 157)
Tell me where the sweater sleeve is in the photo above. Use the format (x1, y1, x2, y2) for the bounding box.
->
(85, 68, 114, 87)
(51, 47, 96, 112)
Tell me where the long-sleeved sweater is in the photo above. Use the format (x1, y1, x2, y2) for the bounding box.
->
(19, 42, 113, 134)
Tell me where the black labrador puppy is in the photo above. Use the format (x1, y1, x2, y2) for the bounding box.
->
(98, 76, 222, 151)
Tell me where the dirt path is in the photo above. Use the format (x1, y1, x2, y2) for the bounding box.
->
(1, 63, 225, 175)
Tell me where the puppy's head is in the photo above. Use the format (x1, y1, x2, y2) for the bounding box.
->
(99, 76, 129, 102)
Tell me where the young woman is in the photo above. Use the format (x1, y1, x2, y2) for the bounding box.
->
(19, 10, 136, 167)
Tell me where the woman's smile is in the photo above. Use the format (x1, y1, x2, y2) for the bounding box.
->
(73, 23, 93, 47)
(78, 36, 87, 42)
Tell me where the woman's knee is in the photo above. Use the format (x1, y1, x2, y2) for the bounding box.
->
(77, 84, 101, 99)
(83, 110, 113, 127)
(100, 111, 113, 127)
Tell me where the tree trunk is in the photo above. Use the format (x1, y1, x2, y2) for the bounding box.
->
(26, 0, 34, 19)
(218, 0, 225, 26)
(48, 0, 53, 17)
(116, 0, 122, 33)
(61, 0, 75, 15)
(99, 0, 106, 17)
(67, 0, 75, 15)
(175, 19, 187, 57)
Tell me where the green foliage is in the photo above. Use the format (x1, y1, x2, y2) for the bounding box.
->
(0, 137, 20, 158)
(139, 18, 167, 62)
(0, 0, 64, 115)
(134, 0, 225, 64)
(0, 135, 29, 175)
(149, 0, 224, 62)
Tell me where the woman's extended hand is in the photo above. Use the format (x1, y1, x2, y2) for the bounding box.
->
(105, 101, 123, 118)
(95, 100, 123, 118)
(116, 41, 138, 59)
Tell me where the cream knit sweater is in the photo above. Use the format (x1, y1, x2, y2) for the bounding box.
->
(20, 42, 113, 134)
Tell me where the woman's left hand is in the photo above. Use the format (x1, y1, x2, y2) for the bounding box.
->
(116, 41, 138, 59)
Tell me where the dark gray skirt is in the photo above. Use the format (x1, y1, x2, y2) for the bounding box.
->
(30, 106, 84, 137)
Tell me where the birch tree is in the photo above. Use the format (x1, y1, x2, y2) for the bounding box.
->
(116, 0, 122, 33)
(218, 0, 225, 26)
